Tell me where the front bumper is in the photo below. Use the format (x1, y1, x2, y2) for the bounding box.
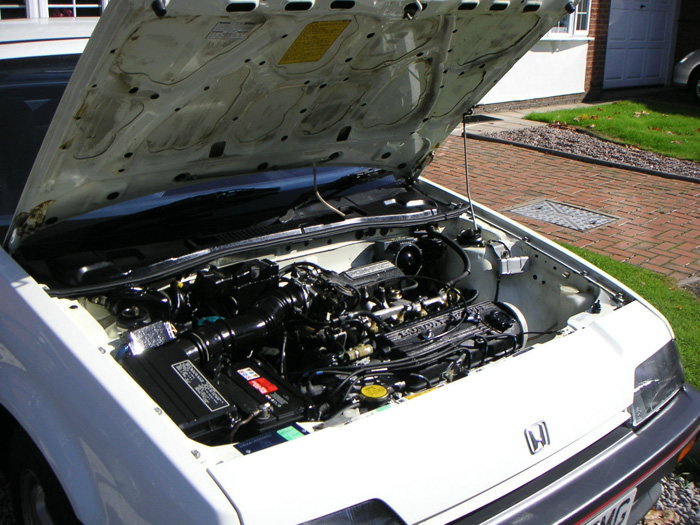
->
(451, 385, 700, 525)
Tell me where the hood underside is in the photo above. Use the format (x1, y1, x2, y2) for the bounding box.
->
(8, 0, 568, 248)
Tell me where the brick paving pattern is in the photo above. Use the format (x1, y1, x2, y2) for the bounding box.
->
(423, 136, 700, 281)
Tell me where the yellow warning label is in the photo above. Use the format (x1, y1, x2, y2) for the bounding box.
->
(279, 20, 350, 65)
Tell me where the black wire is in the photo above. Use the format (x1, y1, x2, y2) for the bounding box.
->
(427, 227, 471, 286)
(289, 262, 480, 412)
(294, 312, 331, 327)
(408, 373, 431, 389)
(280, 261, 327, 275)
(399, 279, 420, 292)
(334, 282, 362, 309)
(314, 331, 470, 396)
(325, 371, 397, 410)
(304, 279, 471, 376)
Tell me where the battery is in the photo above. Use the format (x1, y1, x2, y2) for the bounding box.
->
(223, 360, 308, 438)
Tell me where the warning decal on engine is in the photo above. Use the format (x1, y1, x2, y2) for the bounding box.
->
(172, 361, 230, 412)
(249, 377, 278, 395)
(278, 21, 350, 65)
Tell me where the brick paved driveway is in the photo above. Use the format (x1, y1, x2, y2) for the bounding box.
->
(423, 136, 700, 281)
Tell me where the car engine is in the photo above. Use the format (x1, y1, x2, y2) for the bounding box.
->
(99, 229, 526, 447)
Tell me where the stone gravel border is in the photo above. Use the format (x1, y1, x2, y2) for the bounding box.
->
(642, 475, 700, 525)
(468, 127, 700, 184)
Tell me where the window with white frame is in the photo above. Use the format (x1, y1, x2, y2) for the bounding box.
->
(547, 0, 590, 37)
(0, 0, 107, 19)
(48, 0, 101, 17)
(0, 0, 27, 19)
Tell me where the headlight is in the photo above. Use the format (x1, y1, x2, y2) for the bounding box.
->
(302, 499, 406, 525)
(630, 341, 685, 427)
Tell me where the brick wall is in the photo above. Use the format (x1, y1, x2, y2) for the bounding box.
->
(675, 0, 700, 62)
(584, 0, 611, 100)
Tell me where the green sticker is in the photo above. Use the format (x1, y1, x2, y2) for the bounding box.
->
(277, 426, 305, 441)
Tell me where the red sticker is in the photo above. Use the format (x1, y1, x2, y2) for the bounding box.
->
(249, 377, 278, 395)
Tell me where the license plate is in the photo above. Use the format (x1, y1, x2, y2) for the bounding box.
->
(584, 488, 637, 525)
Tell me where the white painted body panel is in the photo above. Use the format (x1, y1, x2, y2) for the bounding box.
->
(0, 197, 674, 523)
(208, 303, 665, 525)
(0, 249, 240, 523)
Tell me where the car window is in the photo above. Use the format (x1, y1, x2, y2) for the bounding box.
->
(0, 54, 78, 226)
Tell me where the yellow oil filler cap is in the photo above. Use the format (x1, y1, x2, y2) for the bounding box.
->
(360, 384, 389, 402)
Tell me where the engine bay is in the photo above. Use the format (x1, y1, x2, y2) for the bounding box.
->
(63, 214, 615, 450)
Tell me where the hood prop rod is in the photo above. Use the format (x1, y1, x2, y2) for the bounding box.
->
(461, 113, 482, 240)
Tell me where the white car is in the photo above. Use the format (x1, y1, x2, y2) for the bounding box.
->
(0, 18, 96, 60)
(1, 1, 699, 524)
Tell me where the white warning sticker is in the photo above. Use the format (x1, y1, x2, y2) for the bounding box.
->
(172, 361, 230, 412)
(207, 21, 256, 40)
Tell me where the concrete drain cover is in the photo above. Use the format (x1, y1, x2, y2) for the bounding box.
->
(510, 200, 617, 231)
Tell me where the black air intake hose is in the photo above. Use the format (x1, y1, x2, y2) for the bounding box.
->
(170, 284, 306, 364)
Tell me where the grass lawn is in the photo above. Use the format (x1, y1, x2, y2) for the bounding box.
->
(527, 100, 700, 162)
(564, 244, 700, 390)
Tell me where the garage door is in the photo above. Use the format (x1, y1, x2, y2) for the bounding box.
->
(603, 0, 677, 89)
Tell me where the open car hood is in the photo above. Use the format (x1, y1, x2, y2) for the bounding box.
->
(7, 0, 568, 249)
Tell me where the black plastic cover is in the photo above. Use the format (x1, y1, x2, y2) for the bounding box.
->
(122, 346, 238, 442)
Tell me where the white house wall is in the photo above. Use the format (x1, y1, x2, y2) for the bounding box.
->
(479, 39, 590, 105)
